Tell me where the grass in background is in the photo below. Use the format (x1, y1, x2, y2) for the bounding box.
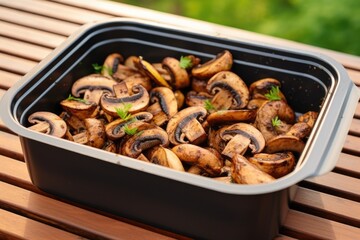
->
(115, 0, 360, 56)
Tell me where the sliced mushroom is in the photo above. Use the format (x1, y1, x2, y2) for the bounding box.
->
(105, 112, 153, 140)
(247, 98, 267, 110)
(192, 50, 233, 79)
(28, 111, 67, 138)
(112, 64, 140, 82)
(71, 74, 117, 105)
(123, 74, 152, 93)
(231, 154, 275, 184)
(220, 123, 265, 158)
(84, 118, 106, 149)
(60, 99, 98, 120)
(298, 111, 319, 129)
(100, 84, 150, 116)
(264, 135, 305, 154)
(147, 146, 185, 171)
(147, 87, 178, 126)
(124, 56, 140, 69)
(191, 78, 208, 93)
(166, 106, 207, 145)
(162, 57, 190, 89)
(255, 100, 295, 142)
(206, 71, 249, 110)
(206, 109, 256, 126)
(174, 90, 185, 109)
(286, 122, 312, 139)
(101, 53, 124, 78)
(172, 144, 223, 176)
(185, 91, 212, 107)
(59, 111, 86, 134)
(248, 152, 296, 178)
(102, 140, 117, 153)
(120, 123, 169, 158)
(208, 127, 227, 154)
(249, 78, 286, 101)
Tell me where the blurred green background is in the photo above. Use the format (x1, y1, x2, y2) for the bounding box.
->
(115, 0, 360, 56)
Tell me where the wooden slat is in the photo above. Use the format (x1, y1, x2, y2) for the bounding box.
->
(0, 36, 52, 62)
(342, 134, 360, 156)
(0, 0, 112, 25)
(0, 154, 31, 189)
(282, 210, 360, 240)
(347, 69, 360, 86)
(335, 152, 360, 178)
(292, 187, 360, 227)
(355, 102, 360, 119)
(0, 208, 82, 240)
(0, 6, 80, 36)
(302, 172, 360, 202)
(0, 70, 20, 90)
(53, 0, 360, 70)
(0, 181, 175, 240)
(0, 131, 23, 161)
(0, 21, 66, 49)
(349, 118, 360, 137)
(0, 53, 37, 75)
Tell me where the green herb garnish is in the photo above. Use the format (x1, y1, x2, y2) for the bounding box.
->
(179, 56, 193, 69)
(66, 94, 88, 104)
(92, 63, 113, 75)
(115, 103, 133, 121)
(204, 99, 216, 112)
(123, 124, 138, 135)
(264, 86, 281, 101)
(271, 116, 281, 128)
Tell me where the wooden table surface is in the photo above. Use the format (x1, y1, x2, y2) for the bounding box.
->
(0, 0, 359, 239)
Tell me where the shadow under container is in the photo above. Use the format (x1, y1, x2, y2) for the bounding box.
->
(1, 19, 359, 240)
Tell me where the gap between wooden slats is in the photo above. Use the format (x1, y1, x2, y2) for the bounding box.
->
(335, 152, 360, 178)
(291, 187, 360, 228)
(0, 70, 20, 90)
(0, 6, 80, 36)
(0, 53, 37, 75)
(0, 208, 83, 240)
(0, 21, 66, 49)
(342, 134, 360, 156)
(0, 181, 177, 240)
(281, 210, 360, 240)
(0, 0, 113, 25)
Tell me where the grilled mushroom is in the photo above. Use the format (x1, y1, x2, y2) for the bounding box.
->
(298, 111, 319, 129)
(101, 53, 124, 78)
(162, 57, 190, 89)
(185, 91, 212, 107)
(286, 122, 312, 139)
(249, 78, 286, 101)
(60, 99, 98, 120)
(166, 106, 208, 145)
(206, 109, 256, 126)
(28, 111, 67, 138)
(220, 123, 265, 158)
(192, 50, 233, 79)
(264, 135, 305, 153)
(172, 144, 223, 176)
(206, 71, 249, 110)
(84, 118, 106, 149)
(146, 146, 185, 171)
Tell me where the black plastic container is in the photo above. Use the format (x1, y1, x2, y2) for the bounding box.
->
(1, 19, 359, 240)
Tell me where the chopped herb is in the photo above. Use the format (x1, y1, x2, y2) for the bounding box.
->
(179, 56, 193, 69)
(92, 63, 113, 75)
(103, 65, 113, 76)
(123, 124, 138, 135)
(264, 86, 281, 101)
(66, 94, 88, 104)
(271, 116, 281, 128)
(204, 99, 216, 112)
(136, 130, 144, 136)
(115, 103, 133, 121)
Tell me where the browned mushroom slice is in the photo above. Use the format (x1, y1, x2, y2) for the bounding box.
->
(147, 146, 185, 171)
(255, 100, 295, 142)
(124, 56, 140, 69)
(174, 90, 185, 109)
(84, 118, 106, 149)
(249, 78, 286, 101)
(298, 111, 319, 129)
(231, 154, 275, 184)
(147, 87, 178, 126)
(105, 112, 153, 140)
(206, 71, 250, 110)
(207, 109, 256, 126)
(121, 123, 169, 158)
(102, 140, 117, 153)
(264, 135, 305, 154)
(138, 57, 171, 88)
(59, 111, 86, 133)
(185, 91, 212, 107)
(112, 64, 140, 82)
(172, 144, 223, 176)
(162, 57, 190, 89)
(60, 99, 98, 120)
(248, 152, 296, 178)
(247, 98, 267, 110)
(286, 122, 312, 139)
(28, 111, 67, 138)
(220, 123, 265, 158)
(191, 78, 208, 93)
(192, 50, 233, 79)
(166, 106, 207, 145)
(101, 53, 124, 78)
(100, 84, 150, 116)
(123, 74, 152, 93)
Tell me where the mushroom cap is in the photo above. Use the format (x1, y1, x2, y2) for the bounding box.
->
(71, 74, 116, 97)
(162, 57, 190, 89)
(60, 99, 98, 120)
(249, 78, 285, 100)
(207, 109, 256, 126)
(206, 71, 250, 110)
(28, 111, 67, 138)
(286, 122, 312, 139)
(147, 146, 185, 171)
(298, 111, 319, 129)
(192, 50, 233, 79)
(84, 118, 106, 149)
(149, 87, 178, 118)
(166, 106, 207, 145)
(248, 152, 296, 178)
(174, 90, 185, 109)
(171, 144, 223, 176)
(100, 84, 150, 116)
(101, 53, 124, 77)
(264, 135, 305, 153)
(185, 91, 212, 107)
(120, 123, 169, 158)
(220, 123, 266, 154)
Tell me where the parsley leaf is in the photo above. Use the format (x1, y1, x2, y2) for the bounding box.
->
(92, 63, 113, 75)
(179, 56, 193, 69)
(115, 103, 133, 121)
(264, 86, 281, 101)
(66, 94, 88, 104)
(204, 99, 216, 112)
(271, 116, 281, 128)
(123, 124, 138, 135)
